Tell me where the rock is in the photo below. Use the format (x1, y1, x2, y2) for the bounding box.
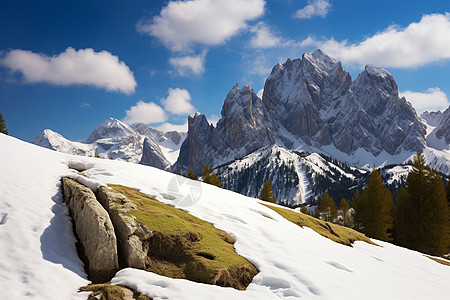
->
(61, 178, 119, 282)
(97, 187, 148, 269)
(139, 137, 171, 170)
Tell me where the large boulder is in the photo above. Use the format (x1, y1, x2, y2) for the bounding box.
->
(61, 178, 119, 282)
(97, 186, 148, 269)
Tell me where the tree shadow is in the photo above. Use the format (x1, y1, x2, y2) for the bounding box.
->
(40, 182, 87, 279)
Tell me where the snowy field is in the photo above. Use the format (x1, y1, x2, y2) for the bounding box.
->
(1, 133, 449, 299)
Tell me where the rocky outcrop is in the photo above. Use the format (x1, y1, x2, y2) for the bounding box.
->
(174, 85, 275, 174)
(434, 106, 450, 145)
(139, 138, 171, 170)
(97, 187, 148, 269)
(61, 178, 119, 282)
(175, 50, 427, 174)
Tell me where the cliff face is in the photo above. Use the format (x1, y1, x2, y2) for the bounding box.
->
(174, 50, 427, 174)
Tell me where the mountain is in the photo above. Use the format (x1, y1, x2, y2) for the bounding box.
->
(174, 50, 428, 177)
(214, 144, 424, 207)
(33, 118, 186, 169)
(2, 133, 450, 299)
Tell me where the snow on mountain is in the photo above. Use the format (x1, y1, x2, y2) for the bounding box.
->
(421, 110, 443, 127)
(2, 133, 450, 299)
(33, 118, 186, 169)
(175, 50, 437, 178)
(33, 129, 96, 157)
(215, 145, 368, 206)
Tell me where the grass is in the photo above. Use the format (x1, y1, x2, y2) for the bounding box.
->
(261, 203, 376, 247)
(425, 255, 450, 267)
(108, 184, 257, 289)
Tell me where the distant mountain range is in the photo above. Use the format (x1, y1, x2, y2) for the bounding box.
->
(33, 117, 186, 170)
(33, 50, 450, 206)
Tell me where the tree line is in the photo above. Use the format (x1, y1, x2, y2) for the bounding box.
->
(311, 152, 450, 257)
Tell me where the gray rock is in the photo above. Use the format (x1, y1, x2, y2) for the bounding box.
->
(139, 137, 171, 170)
(432, 106, 450, 144)
(61, 178, 119, 282)
(97, 187, 148, 269)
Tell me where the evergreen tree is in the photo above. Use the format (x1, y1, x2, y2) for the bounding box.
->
(187, 168, 197, 180)
(201, 164, 211, 178)
(300, 205, 309, 215)
(260, 179, 276, 203)
(360, 169, 394, 241)
(340, 198, 351, 227)
(204, 172, 222, 188)
(0, 113, 8, 135)
(351, 190, 364, 231)
(318, 193, 337, 222)
(394, 152, 450, 255)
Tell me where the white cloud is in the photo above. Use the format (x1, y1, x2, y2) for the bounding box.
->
(155, 122, 188, 132)
(249, 22, 281, 48)
(400, 88, 449, 115)
(137, 0, 265, 52)
(161, 88, 195, 115)
(123, 101, 167, 124)
(207, 114, 220, 126)
(78, 102, 92, 109)
(294, 0, 331, 19)
(1, 47, 136, 94)
(169, 51, 206, 76)
(302, 13, 450, 69)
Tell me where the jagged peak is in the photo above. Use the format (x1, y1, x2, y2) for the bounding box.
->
(302, 49, 339, 70)
(364, 65, 392, 79)
(189, 112, 203, 119)
(87, 117, 136, 143)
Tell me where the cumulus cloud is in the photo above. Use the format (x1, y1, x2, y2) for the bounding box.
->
(137, 0, 265, 52)
(400, 87, 450, 115)
(294, 0, 331, 19)
(169, 51, 206, 76)
(155, 122, 188, 132)
(302, 13, 450, 69)
(1, 47, 136, 94)
(161, 88, 195, 115)
(123, 101, 167, 124)
(207, 114, 220, 126)
(249, 22, 281, 48)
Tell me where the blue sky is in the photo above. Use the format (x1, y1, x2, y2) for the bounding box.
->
(1, 0, 450, 142)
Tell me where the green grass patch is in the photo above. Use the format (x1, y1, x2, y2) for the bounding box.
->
(261, 203, 376, 247)
(109, 184, 257, 289)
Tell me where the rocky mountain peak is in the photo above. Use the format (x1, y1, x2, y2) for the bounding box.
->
(87, 118, 136, 143)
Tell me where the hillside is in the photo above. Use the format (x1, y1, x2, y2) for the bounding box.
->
(1, 133, 449, 299)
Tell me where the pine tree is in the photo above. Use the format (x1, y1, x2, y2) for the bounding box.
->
(187, 168, 197, 180)
(394, 152, 450, 255)
(204, 172, 222, 188)
(260, 179, 276, 203)
(360, 169, 394, 241)
(351, 190, 364, 231)
(300, 205, 309, 215)
(201, 164, 211, 178)
(340, 198, 351, 227)
(0, 113, 8, 135)
(318, 193, 337, 222)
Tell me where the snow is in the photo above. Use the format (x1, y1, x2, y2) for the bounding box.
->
(1, 134, 450, 299)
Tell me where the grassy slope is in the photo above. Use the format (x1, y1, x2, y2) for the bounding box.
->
(109, 185, 257, 288)
(261, 203, 376, 246)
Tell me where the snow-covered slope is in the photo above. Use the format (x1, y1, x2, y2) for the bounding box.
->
(33, 118, 186, 169)
(215, 145, 368, 206)
(2, 134, 449, 299)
